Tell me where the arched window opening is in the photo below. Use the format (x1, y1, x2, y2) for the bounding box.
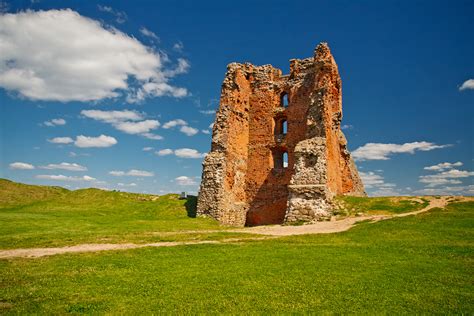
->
(274, 118, 287, 136)
(273, 149, 288, 170)
(281, 93, 289, 108)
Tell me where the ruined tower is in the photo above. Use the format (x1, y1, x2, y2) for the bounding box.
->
(197, 43, 366, 227)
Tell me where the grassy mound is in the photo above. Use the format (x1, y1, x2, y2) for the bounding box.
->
(0, 180, 222, 249)
(334, 195, 429, 217)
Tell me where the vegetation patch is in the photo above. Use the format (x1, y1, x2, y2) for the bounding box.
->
(334, 195, 429, 217)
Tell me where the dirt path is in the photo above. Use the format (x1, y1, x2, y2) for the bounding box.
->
(232, 196, 449, 236)
(0, 197, 449, 259)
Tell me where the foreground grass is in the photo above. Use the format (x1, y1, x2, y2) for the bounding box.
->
(1, 201, 472, 313)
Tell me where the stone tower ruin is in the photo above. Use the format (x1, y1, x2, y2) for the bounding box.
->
(197, 43, 366, 227)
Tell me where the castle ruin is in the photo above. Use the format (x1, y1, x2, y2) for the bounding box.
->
(197, 43, 366, 227)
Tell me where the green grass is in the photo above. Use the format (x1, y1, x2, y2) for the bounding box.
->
(0, 201, 472, 313)
(334, 195, 429, 217)
(0, 179, 231, 249)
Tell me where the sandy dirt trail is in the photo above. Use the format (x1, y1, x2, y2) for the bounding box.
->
(0, 197, 449, 259)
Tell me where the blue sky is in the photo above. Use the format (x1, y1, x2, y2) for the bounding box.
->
(0, 0, 473, 196)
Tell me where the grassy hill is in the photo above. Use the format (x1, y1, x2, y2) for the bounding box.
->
(0, 178, 68, 208)
(0, 179, 226, 249)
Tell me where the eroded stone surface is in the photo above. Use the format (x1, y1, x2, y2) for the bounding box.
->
(197, 43, 366, 226)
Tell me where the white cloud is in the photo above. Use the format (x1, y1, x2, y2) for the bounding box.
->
(424, 162, 463, 171)
(164, 58, 190, 77)
(36, 174, 96, 181)
(341, 124, 353, 130)
(74, 135, 117, 148)
(9, 162, 35, 170)
(48, 137, 74, 144)
(39, 162, 87, 171)
(199, 110, 215, 115)
(414, 185, 474, 196)
(142, 147, 153, 151)
(141, 133, 163, 140)
(0, 9, 187, 102)
(162, 118, 198, 136)
(459, 79, 474, 91)
(209, 123, 214, 129)
(97, 4, 127, 23)
(180, 125, 198, 136)
(44, 118, 66, 127)
(155, 149, 173, 156)
(359, 171, 399, 196)
(201, 129, 210, 134)
(162, 119, 187, 129)
(81, 110, 144, 123)
(174, 148, 206, 159)
(175, 176, 197, 186)
(114, 120, 160, 134)
(109, 169, 154, 177)
(155, 148, 205, 158)
(81, 109, 162, 140)
(352, 141, 451, 161)
(419, 169, 474, 187)
(139, 27, 159, 41)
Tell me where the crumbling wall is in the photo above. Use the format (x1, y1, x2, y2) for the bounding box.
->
(197, 42, 365, 227)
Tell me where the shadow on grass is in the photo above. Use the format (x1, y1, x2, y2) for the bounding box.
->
(185, 195, 197, 218)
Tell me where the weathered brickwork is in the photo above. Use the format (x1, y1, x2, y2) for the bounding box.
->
(197, 43, 366, 226)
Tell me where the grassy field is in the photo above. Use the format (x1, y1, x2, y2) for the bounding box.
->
(0, 179, 473, 313)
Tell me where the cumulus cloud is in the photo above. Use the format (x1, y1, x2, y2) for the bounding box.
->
(142, 147, 153, 151)
(154, 148, 205, 158)
(81, 110, 143, 123)
(74, 135, 117, 148)
(459, 79, 474, 91)
(81, 109, 162, 140)
(140, 27, 160, 42)
(341, 124, 353, 130)
(9, 162, 35, 170)
(155, 149, 173, 156)
(162, 119, 198, 136)
(180, 125, 199, 136)
(162, 119, 187, 129)
(419, 169, 474, 187)
(352, 141, 451, 161)
(201, 129, 210, 135)
(424, 162, 463, 171)
(175, 176, 197, 186)
(36, 174, 96, 181)
(174, 148, 206, 159)
(39, 162, 87, 171)
(44, 118, 66, 127)
(359, 171, 399, 196)
(48, 137, 74, 144)
(114, 120, 160, 134)
(109, 169, 154, 177)
(0, 9, 187, 102)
